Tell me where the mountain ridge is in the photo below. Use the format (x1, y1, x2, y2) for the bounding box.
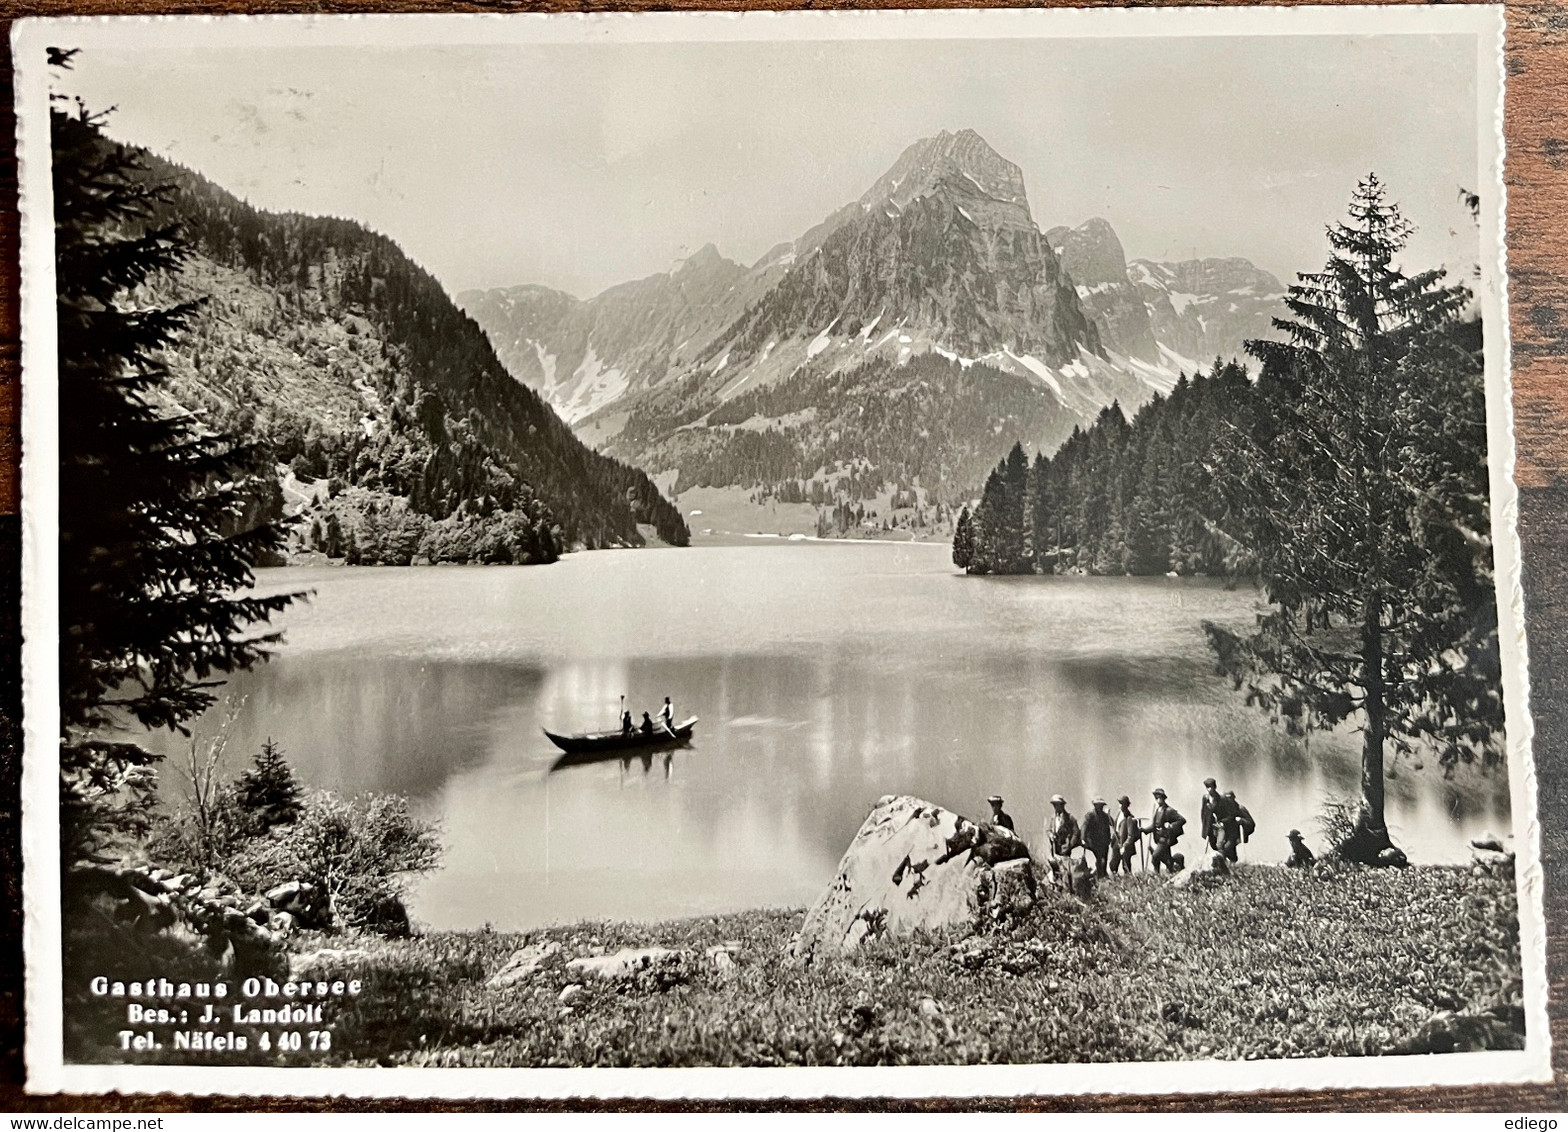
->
(458, 130, 1290, 529)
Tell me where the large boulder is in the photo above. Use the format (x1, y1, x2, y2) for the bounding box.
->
(487, 940, 562, 988)
(566, 947, 686, 981)
(1172, 850, 1230, 890)
(791, 795, 1034, 963)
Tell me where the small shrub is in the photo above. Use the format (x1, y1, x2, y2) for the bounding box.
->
(224, 790, 441, 932)
(1316, 796, 1360, 858)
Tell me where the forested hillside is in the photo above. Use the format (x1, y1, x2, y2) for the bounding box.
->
(629, 352, 1081, 511)
(954, 361, 1255, 576)
(127, 143, 688, 563)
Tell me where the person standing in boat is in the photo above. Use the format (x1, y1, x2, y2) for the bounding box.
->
(658, 696, 675, 733)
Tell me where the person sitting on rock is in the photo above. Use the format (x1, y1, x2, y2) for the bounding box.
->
(1286, 828, 1315, 868)
(1111, 795, 1141, 874)
(986, 795, 1015, 831)
(1145, 788, 1186, 874)
(1081, 797, 1113, 878)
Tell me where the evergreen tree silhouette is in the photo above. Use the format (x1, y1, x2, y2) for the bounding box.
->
(234, 738, 305, 832)
(1204, 175, 1495, 861)
(53, 67, 298, 862)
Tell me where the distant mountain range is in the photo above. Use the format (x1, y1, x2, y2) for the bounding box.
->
(124, 139, 690, 563)
(459, 129, 1288, 524)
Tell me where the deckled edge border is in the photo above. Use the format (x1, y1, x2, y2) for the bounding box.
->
(10, 3, 1552, 1100)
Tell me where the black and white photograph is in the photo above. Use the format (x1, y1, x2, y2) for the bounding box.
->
(13, 7, 1549, 1098)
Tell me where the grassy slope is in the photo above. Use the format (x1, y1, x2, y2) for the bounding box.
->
(290, 863, 1523, 1068)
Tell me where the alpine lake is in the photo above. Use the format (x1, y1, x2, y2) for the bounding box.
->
(139, 540, 1515, 932)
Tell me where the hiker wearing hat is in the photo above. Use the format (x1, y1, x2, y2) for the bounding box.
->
(1045, 794, 1082, 891)
(1286, 828, 1315, 868)
(986, 795, 1015, 832)
(1046, 795, 1082, 857)
(1111, 794, 1142, 874)
(1144, 788, 1187, 874)
(1081, 797, 1113, 878)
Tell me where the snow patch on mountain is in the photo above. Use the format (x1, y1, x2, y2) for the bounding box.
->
(807, 320, 840, 359)
(556, 345, 630, 424)
(530, 340, 557, 390)
(1004, 350, 1066, 401)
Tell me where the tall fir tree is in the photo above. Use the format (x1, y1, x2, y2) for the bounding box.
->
(951, 506, 975, 570)
(967, 467, 1006, 576)
(996, 442, 1031, 573)
(1203, 175, 1495, 861)
(1028, 451, 1053, 573)
(53, 65, 298, 863)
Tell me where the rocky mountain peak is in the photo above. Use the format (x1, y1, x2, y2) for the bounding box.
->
(1046, 218, 1131, 289)
(675, 242, 728, 275)
(859, 128, 1033, 226)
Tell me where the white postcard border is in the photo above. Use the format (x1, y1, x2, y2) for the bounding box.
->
(12, 4, 1551, 1100)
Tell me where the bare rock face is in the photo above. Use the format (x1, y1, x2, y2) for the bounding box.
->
(1047, 218, 1159, 363)
(1129, 256, 1287, 365)
(791, 795, 1033, 963)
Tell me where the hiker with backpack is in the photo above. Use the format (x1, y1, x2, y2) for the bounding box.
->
(1225, 789, 1256, 861)
(1144, 787, 1187, 874)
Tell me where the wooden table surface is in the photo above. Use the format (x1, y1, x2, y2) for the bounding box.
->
(0, 0, 1563, 1111)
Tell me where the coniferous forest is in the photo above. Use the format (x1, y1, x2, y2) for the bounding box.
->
(952, 361, 1258, 578)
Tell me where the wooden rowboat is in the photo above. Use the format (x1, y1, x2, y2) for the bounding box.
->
(543, 716, 698, 755)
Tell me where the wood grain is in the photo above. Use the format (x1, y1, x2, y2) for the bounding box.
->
(0, 0, 1564, 1110)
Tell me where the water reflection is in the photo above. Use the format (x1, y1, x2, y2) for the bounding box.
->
(141, 549, 1515, 931)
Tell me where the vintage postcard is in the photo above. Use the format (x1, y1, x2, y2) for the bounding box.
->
(13, 5, 1550, 1099)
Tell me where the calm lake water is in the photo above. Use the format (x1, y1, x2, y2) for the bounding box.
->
(141, 543, 1513, 931)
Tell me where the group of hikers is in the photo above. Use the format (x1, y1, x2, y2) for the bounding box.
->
(620, 696, 676, 737)
(983, 777, 1317, 886)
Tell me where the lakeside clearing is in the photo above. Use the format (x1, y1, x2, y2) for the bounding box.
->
(72, 862, 1517, 1067)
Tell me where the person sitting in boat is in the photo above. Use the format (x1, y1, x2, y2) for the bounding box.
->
(640, 711, 654, 735)
(658, 697, 675, 732)
(621, 709, 634, 735)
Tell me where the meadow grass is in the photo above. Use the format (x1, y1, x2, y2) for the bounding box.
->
(291, 862, 1523, 1068)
